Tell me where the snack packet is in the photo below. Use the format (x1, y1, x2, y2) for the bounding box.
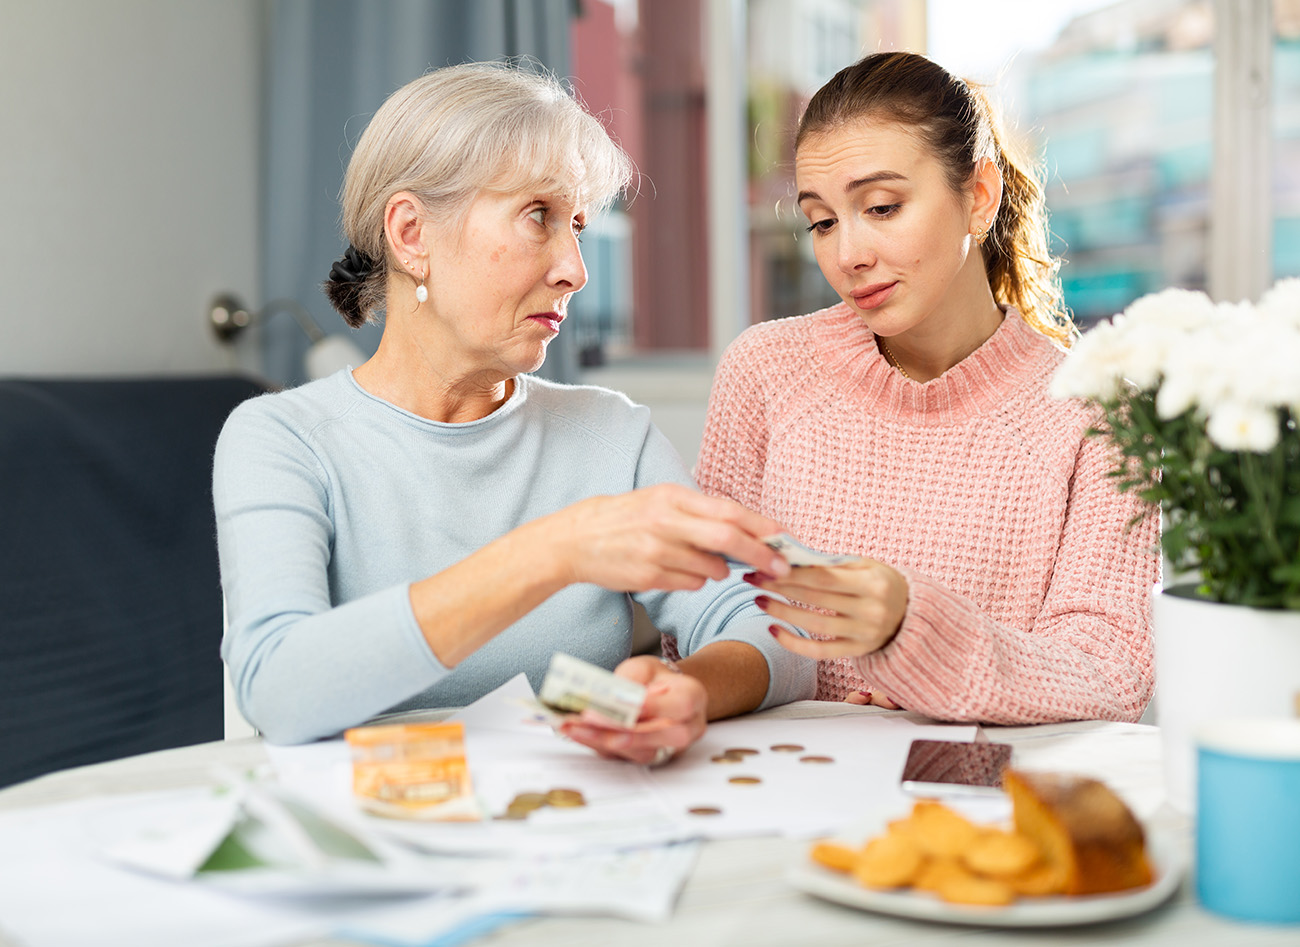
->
(344, 721, 479, 821)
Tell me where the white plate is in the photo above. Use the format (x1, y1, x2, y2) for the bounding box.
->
(788, 820, 1185, 928)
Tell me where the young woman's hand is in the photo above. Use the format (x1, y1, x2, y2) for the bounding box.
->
(547, 483, 792, 592)
(748, 559, 909, 659)
(558, 655, 706, 765)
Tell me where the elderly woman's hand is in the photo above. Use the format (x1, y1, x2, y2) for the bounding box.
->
(749, 559, 910, 659)
(550, 483, 792, 592)
(557, 655, 706, 765)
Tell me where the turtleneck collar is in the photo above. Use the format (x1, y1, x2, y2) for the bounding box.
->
(809, 303, 1057, 426)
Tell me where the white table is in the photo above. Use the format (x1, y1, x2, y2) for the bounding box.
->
(1, 702, 1295, 947)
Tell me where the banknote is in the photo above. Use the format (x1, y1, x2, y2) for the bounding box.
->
(758, 532, 861, 567)
(533, 652, 646, 728)
(725, 532, 861, 569)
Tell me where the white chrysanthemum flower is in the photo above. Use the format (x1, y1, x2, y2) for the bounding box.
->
(1157, 329, 1220, 418)
(1221, 316, 1300, 410)
(1206, 401, 1280, 452)
(1050, 321, 1124, 400)
(1122, 287, 1217, 332)
(1258, 277, 1300, 327)
(1157, 316, 1262, 416)
(1048, 360, 1087, 400)
(1214, 300, 1258, 323)
(1056, 290, 1217, 401)
(1109, 320, 1170, 390)
(1055, 281, 1300, 427)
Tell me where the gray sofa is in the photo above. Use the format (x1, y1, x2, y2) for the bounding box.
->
(0, 375, 266, 788)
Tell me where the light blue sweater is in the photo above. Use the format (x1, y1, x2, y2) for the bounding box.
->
(214, 370, 816, 743)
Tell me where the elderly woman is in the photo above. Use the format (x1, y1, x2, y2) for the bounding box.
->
(214, 62, 815, 756)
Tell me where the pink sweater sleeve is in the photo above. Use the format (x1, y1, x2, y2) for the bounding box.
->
(856, 431, 1160, 724)
(694, 335, 771, 512)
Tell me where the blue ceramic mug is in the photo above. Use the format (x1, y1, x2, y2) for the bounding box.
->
(1196, 717, 1300, 924)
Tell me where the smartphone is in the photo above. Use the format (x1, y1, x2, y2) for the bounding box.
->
(899, 739, 1013, 798)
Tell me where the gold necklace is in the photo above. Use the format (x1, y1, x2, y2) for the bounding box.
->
(878, 338, 912, 381)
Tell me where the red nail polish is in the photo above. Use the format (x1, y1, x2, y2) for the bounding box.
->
(755, 595, 771, 609)
(768, 624, 781, 637)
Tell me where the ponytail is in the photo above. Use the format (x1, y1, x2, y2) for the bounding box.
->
(968, 84, 1074, 346)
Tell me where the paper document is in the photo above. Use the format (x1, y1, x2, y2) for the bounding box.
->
(268, 674, 979, 848)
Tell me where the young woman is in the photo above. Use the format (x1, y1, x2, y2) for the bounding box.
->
(689, 51, 1159, 725)
(215, 62, 815, 751)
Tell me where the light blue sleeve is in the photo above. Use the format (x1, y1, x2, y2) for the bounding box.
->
(631, 426, 817, 709)
(214, 402, 448, 744)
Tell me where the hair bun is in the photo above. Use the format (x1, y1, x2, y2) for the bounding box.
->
(328, 244, 376, 284)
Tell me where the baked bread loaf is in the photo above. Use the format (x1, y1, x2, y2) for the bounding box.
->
(1002, 769, 1153, 895)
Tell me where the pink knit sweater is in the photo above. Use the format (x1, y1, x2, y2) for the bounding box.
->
(692, 304, 1160, 724)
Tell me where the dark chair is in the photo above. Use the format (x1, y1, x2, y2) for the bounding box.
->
(0, 375, 267, 789)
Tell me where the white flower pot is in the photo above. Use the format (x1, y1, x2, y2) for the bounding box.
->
(1152, 585, 1300, 812)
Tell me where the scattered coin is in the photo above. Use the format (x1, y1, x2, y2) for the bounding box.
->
(688, 806, 723, 816)
(800, 755, 835, 764)
(498, 787, 588, 819)
(724, 747, 760, 757)
(770, 744, 805, 752)
(710, 754, 744, 764)
(728, 775, 762, 785)
(545, 788, 586, 808)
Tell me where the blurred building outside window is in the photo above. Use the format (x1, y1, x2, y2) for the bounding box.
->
(569, 0, 917, 370)
(947, 0, 1300, 328)
(567, 0, 1299, 375)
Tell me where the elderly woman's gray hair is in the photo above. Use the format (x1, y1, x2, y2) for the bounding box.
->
(327, 61, 634, 327)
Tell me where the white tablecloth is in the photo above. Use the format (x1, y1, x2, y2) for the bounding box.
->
(1, 702, 1295, 947)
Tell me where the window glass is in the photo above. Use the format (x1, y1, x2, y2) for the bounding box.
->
(932, 0, 1215, 327)
(1275, 1, 1300, 279)
(572, 1, 1291, 353)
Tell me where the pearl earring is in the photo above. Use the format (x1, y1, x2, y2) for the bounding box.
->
(415, 280, 428, 304)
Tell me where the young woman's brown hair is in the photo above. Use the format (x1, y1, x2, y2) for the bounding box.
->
(797, 51, 1075, 346)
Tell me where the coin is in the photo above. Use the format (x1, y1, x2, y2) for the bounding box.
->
(499, 790, 548, 819)
(688, 806, 723, 816)
(724, 747, 760, 757)
(728, 775, 762, 785)
(545, 788, 586, 807)
(770, 743, 805, 752)
(799, 755, 835, 764)
(710, 754, 743, 763)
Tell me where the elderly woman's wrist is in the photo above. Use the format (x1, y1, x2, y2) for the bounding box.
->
(518, 512, 579, 592)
